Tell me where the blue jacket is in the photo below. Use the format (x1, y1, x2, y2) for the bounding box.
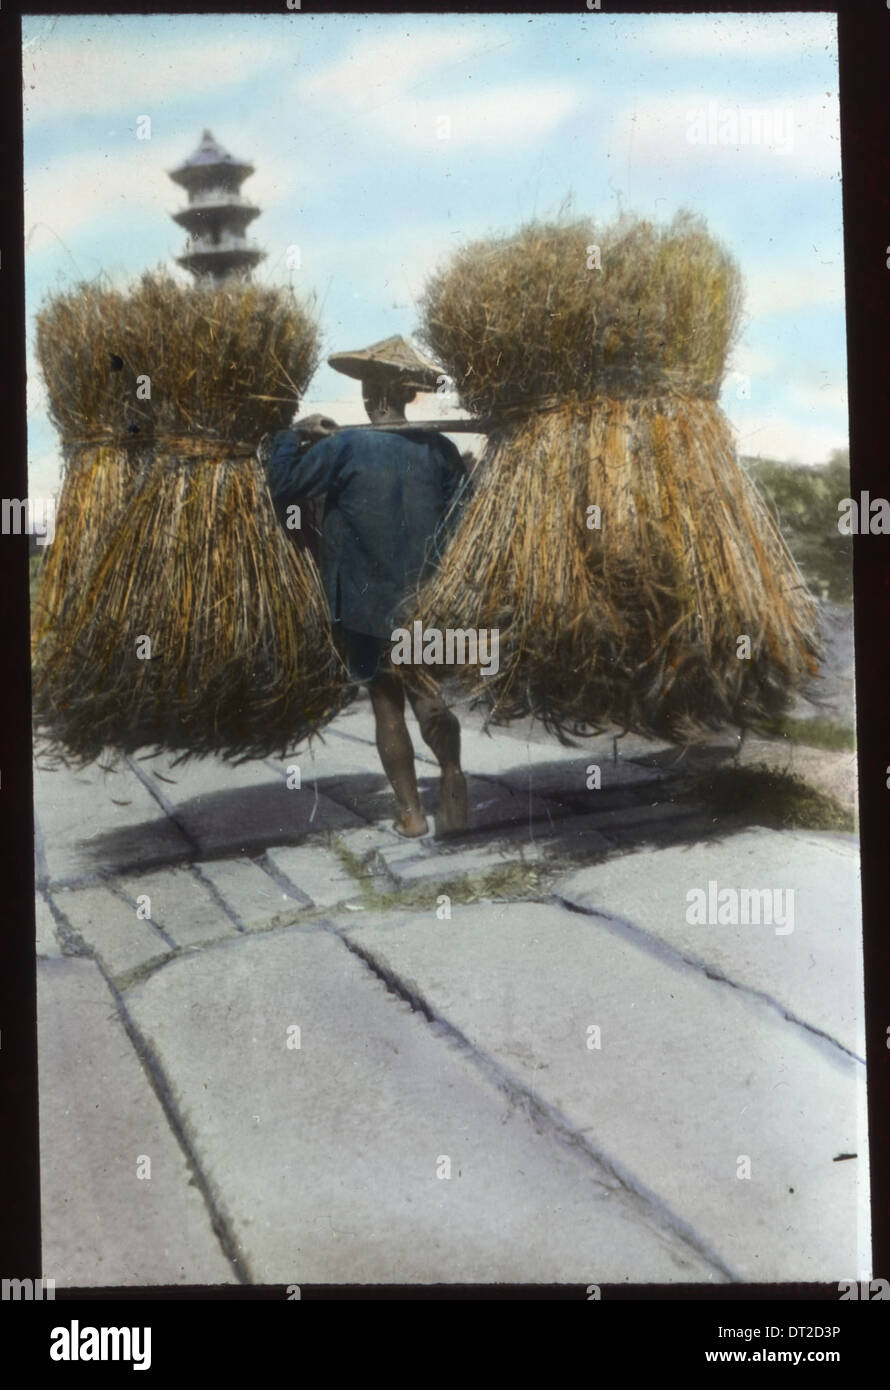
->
(265, 426, 466, 640)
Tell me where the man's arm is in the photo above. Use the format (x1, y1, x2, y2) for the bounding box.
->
(264, 429, 347, 508)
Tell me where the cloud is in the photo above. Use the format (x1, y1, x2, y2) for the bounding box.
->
(637, 13, 835, 59)
(725, 344, 778, 380)
(300, 26, 579, 151)
(611, 90, 841, 181)
(27, 446, 65, 500)
(370, 84, 580, 151)
(22, 22, 288, 123)
(744, 261, 845, 319)
(23, 129, 309, 258)
(24, 137, 185, 249)
(788, 379, 848, 417)
(301, 28, 500, 107)
(26, 355, 48, 419)
(727, 409, 848, 466)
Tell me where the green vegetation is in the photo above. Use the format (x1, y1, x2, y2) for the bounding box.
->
(29, 553, 44, 607)
(688, 764, 854, 833)
(332, 835, 546, 911)
(742, 449, 853, 604)
(751, 714, 855, 751)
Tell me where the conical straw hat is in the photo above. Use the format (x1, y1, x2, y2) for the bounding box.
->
(328, 335, 443, 390)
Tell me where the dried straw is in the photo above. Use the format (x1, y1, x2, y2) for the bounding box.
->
(32, 272, 348, 763)
(411, 212, 820, 739)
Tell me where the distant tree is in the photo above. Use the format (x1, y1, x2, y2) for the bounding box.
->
(742, 452, 852, 605)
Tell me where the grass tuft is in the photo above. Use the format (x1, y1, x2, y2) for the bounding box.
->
(689, 764, 854, 833)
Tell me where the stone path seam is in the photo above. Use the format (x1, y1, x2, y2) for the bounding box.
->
(189, 862, 250, 933)
(324, 724, 439, 768)
(102, 877, 179, 952)
(555, 894, 866, 1067)
(35, 816, 50, 889)
(42, 889, 93, 957)
(330, 925, 740, 1282)
(124, 752, 202, 853)
(253, 851, 315, 909)
(75, 949, 252, 1285)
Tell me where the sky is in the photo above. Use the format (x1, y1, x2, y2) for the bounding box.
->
(22, 11, 846, 497)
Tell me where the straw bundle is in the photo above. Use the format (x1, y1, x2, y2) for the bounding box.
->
(32, 272, 348, 763)
(413, 211, 820, 740)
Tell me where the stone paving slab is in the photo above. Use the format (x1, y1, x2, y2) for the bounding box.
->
(554, 829, 864, 1057)
(174, 780, 365, 857)
(33, 759, 190, 885)
(196, 858, 304, 930)
(378, 841, 542, 887)
(327, 711, 672, 785)
(499, 755, 667, 805)
(737, 738, 859, 814)
(35, 892, 62, 958)
(134, 752, 281, 805)
(311, 771, 395, 821)
(445, 727, 582, 778)
(336, 825, 402, 859)
(299, 736, 393, 779)
(344, 901, 868, 1282)
(522, 800, 709, 850)
(124, 928, 721, 1284)
(490, 818, 614, 858)
(462, 778, 563, 832)
(38, 957, 233, 1286)
(317, 770, 557, 834)
(266, 845, 365, 909)
(119, 867, 239, 949)
(54, 884, 173, 979)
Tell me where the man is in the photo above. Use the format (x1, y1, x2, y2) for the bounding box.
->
(262, 336, 469, 839)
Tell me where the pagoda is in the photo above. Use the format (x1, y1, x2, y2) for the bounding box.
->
(169, 130, 265, 282)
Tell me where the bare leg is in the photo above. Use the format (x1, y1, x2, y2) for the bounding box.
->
(406, 686, 468, 835)
(368, 673, 429, 836)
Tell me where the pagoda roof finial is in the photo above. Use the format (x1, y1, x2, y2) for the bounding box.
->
(168, 130, 255, 187)
(169, 127, 265, 282)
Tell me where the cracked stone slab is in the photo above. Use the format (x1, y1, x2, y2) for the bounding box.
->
(33, 758, 190, 885)
(125, 928, 722, 1284)
(344, 901, 870, 1283)
(302, 756, 558, 833)
(119, 867, 239, 948)
(135, 752, 284, 805)
(36, 893, 62, 958)
(499, 755, 668, 806)
(266, 845, 364, 909)
(196, 858, 303, 929)
(300, 737, 391, 779)
(532, 802, 712, 854)
(173, 779, 365, 857)
(38, 957, 233, 1286)
(335, 825, 402, 859)
(54, 884, 173, 979)
(462, 779, 564, 833)
(378, 841, 542, 887)
(554, 829, 865, 1058)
